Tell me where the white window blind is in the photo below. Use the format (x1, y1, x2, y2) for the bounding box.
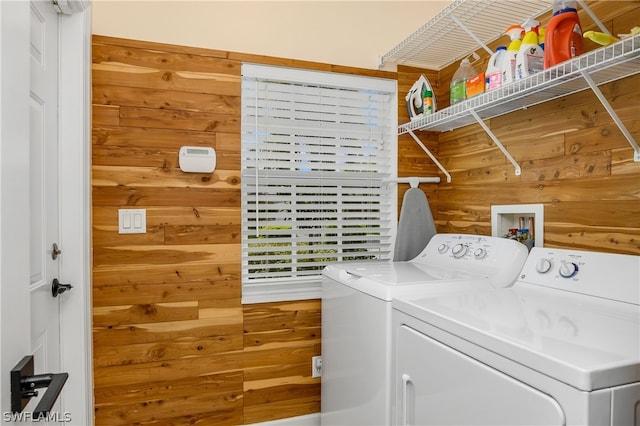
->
(241, 63, 397, 303)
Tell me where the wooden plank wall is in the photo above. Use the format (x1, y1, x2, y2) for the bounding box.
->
(91, 35, 393, 425)
(398, 0, 640, 255)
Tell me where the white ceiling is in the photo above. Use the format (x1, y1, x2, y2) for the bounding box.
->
(91, 1, 453, 70)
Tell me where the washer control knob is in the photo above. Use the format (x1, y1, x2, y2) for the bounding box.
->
(559, 261, 579, 278)
(473, 247, 487, 259)
(437, 243, 448, 254)
(452, 243, 468, 258)
(536, 258, 553, 274)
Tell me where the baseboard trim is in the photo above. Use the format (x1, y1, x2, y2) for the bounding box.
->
(248, 413, 320, 425)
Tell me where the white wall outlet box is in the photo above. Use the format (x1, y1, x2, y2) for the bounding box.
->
(118, 209, 146, 234)
(178, 146, 216, 173)
(491, 203, 543, 248)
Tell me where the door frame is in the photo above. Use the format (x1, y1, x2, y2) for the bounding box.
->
(0, 1, 92, 423)
(58, 4, 93, 424)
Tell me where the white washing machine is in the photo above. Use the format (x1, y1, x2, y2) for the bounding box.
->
(392, 246, 640, 425)
(321, 234, 529, 425)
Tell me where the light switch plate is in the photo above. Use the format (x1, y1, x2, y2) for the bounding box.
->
(118, 209, 146, 234)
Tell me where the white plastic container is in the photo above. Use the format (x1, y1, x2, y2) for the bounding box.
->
(486, 46, 507, 91)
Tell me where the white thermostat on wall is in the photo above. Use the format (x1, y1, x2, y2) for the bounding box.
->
(178, 146, 216, 173)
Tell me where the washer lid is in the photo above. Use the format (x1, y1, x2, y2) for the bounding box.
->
(323, 261, 486, 301)
(343, 261, 478, 284)
(393, 283, 640, 391)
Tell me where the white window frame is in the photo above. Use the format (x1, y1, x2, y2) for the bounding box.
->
(241, 63, 397, 303)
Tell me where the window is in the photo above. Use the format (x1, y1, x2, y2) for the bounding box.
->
(241, 64, 397, 303)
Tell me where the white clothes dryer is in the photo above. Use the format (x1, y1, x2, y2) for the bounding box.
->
(321, 234, 529, 426)
(392, 246, 640, 425)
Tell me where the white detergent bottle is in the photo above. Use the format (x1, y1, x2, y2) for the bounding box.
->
(501, 24, 524, 85)
(515, 18, 544, 79)
(485, 46, 507, 91)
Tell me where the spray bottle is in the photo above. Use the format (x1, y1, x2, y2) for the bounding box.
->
(515, 18, 544, 79)
(544, 0, 583, 68)
(501, 24, 525, 85)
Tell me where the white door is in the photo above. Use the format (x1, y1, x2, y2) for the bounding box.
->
(29, 0, 65, 417)
(0, 1, 91, 424)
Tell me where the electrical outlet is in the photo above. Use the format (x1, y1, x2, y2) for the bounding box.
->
(312, 356, 322, 378)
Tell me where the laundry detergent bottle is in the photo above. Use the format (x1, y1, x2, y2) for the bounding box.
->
(501, 24, 525, 85)
(486, 46, 507, 91)
(544, 0, 584, 68)
(515, 18, 544, 79)
(450, 57, 478, 105)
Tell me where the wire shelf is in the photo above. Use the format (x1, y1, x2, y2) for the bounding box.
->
(380, 0, 553, 70)
(398, 33, 640, 134)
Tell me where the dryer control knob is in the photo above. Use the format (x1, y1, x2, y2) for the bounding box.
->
(559, 261, 579, 278)
(536, 258, 553, 274)
(452, 243, 468, 258)
(473, 248, 487, 259)
(437, 243, 448, 254)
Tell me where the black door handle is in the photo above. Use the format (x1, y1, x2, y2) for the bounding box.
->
(11, 355, 69, 415)
(52, 278, 73, 297)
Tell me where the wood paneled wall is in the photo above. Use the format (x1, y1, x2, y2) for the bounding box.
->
(91, 35, 393, 425)
(398, 0, 640, 255)
(92, 2, 638, 424)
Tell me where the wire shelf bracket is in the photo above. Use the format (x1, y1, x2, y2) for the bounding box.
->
(580, 70, 640, 162)
(469, 110, 521, 175)
(407, 130, 452, 183)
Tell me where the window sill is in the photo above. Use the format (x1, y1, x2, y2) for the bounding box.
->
(241, 278, 322, 304)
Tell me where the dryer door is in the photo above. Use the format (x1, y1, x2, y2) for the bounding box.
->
(396, 325, 565, 425)
(611, 382, 640, 426)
